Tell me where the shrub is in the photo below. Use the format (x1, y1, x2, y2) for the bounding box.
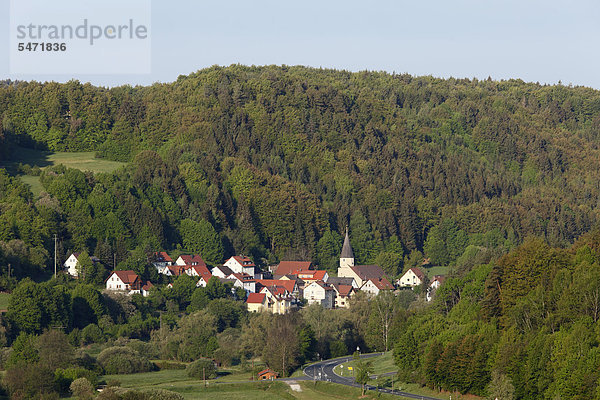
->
(4, 362, 58, 399)
(55, 367, 98, 394)
(144, 388, 184, 400)
(97, 347, 153, 375)
(186, 358, 217, 379)
(81, 324, 104, 345)
(70, 377, 94, 399)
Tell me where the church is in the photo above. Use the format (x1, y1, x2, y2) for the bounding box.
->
(337, 229, 390, 288)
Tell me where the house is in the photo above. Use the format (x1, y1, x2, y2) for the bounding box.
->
(427, 275, 446, 302)
(398, 267, 426, 287)
(141, 281, 154, 297)
(106, 270, 142, 294)
(303, 281, 335, 309)
(212, 265, 234, 279)
(185, 265, 212, 281)
(228, 273, 257, 293)
(246, 293, 268, 312)
(196, 276, 211, 287)
(224, 255, 256, 277)
(175, 255, 206, 267)
(255, 279, 299, 298)
(273, 261, 313, 277)
(260, 286, 294, 314)
(327, 276, 358, 289)
(295, 270, 328, 283)
(336, 229, 388, 286)
(258, 368, 278, 380)
(360, 278, 395, 296)
(330, 283, 354, 308)
(63, 252, 101, 277)
(161, 265, 186, 277)
(152, 252, 173, 271)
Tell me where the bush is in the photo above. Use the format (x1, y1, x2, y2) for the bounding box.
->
(55, 367, 98, 394)
(97, 347, 153, 375)
(70, 377, 94, 399)
(81, 324, 104, 345)
(144, 389, 184, 400)
(186, 358, 217, 379)
(4, 362, 58, 399)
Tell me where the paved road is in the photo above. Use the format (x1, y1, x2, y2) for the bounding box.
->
(301, 354, 444, 400)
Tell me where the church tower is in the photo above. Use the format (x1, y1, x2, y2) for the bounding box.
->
(338, 227, 355, 276)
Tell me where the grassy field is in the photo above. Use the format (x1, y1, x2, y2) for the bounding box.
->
(425, 266, 450, 278)
(0, 292, 11, 311)
(0, 147, 126, 197)
(98, 368, 413, 400)
(333, 352, 397, 378)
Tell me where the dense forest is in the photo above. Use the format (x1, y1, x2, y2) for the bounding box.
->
(0, 66, 600, 398)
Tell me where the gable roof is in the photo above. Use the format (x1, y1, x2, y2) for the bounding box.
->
(350, 265, 386, 281)
(430, 275, 445, 285)
(178, 254, 207, 267)
(246, 293, 266, 304)
(142, 281, 154, 291)
(214, 265, 234, 276)
(327, 277, 355, 286)
(189, 265, 212, 278)
(368, 277, 395, 290)
(306, 281, 334, 291)
(340, 228, 354, 259)
(109, 270, 140, 285)
(166, 265, 186, 276)
(230, 255, 256, 268)
(331, 283, 354, 296)
(255, 279, 296, 294)
(275, 261, 312, 276)
(258, 368, 278, 377)
(154, 251, 173, 262)
(409, 267, 426, 281)
(295, 270, 327, 281)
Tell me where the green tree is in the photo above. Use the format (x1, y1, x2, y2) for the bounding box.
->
(355, 359, 374, 396)
(179, 218, 224, 265)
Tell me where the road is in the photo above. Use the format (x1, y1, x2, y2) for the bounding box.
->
(299, 353, 444, 400)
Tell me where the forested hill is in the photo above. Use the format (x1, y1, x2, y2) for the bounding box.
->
(1, 65, 600, 279)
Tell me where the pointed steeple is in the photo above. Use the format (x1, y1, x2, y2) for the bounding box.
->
(340, 227, 354, 259)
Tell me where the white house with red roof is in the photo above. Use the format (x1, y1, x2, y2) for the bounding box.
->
(330, 282, 355, 308)
(185, 264, 212, 280)
(224, 255, 256, 277)
(361, 277, 395, 296)
(175, 254, 206, 267)
(152, 251, 173, 271)
(141, 281, 154, 297)
(161, 265, 187, 277)
(427, 275, 446, 301)
(303, 281, 335, 309)
(227, 273, 257, 293)
(106, 270, 142, 294)
(295, 270, 328, 283)
(398, 267, 426, 287)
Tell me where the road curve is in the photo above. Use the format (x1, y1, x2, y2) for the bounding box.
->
(301, 354, 444, 400)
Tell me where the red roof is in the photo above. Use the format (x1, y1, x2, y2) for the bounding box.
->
(246, 293, 266, 304)
(258, 368, 278, 377)
(155, 251, 173, 262)
(295, 270, 327, 281)
(231, 255, 256, 268)
(350, 265, 387, 281)
(142, 281, 154, 291)
(369, 278, 395, 290)
(188, 265, 212, 278)
(231, 273, 254, 281)
(167, 265, 187, 276)
(178, 255, 207, 267)
(275, 261, 312, 276)
(409, 267, 426, 281)
(333, 284, 353, 297)
(255, 279, 296, 294)
(109, 270, 140, 285)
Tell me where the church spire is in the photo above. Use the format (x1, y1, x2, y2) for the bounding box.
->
(340, 226, 354, 259)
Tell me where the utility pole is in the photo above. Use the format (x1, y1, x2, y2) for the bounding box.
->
(54, 234, 58, 278)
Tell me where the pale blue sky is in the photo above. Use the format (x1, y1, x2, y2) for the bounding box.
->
(1, 0, 599, 88)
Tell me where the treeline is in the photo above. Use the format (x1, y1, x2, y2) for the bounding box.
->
(394, 231, 600, 399)
(2, 66, 600, 279)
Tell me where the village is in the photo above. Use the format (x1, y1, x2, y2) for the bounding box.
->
(63, 230, 446, 312)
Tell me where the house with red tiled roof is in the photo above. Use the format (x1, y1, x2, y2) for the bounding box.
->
(246, 293, 268, 312)
(162, 265, 187, 277)
(295, 270, 329, 282)
(427, 275, 446, 301)
(398, 267, 426, 287)
(330, 283, 355, 308)
(152, 251, 173, 272)
(272, 261, 313, 277)
(228, 273, 257, 293)
(106, 270, 142, 294)
(303, 281, 336, 309)
(259, 286, 295, 314)
(361, 277, 395, 296)
(224, 255, 256, 276)
(185, 264, 212, 281)
(141, 281, 154, 297)
(175, 255, 206, 267)
(255, 279, 298, 297)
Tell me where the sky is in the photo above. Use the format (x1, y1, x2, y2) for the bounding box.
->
(1, 0, 599, 88)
